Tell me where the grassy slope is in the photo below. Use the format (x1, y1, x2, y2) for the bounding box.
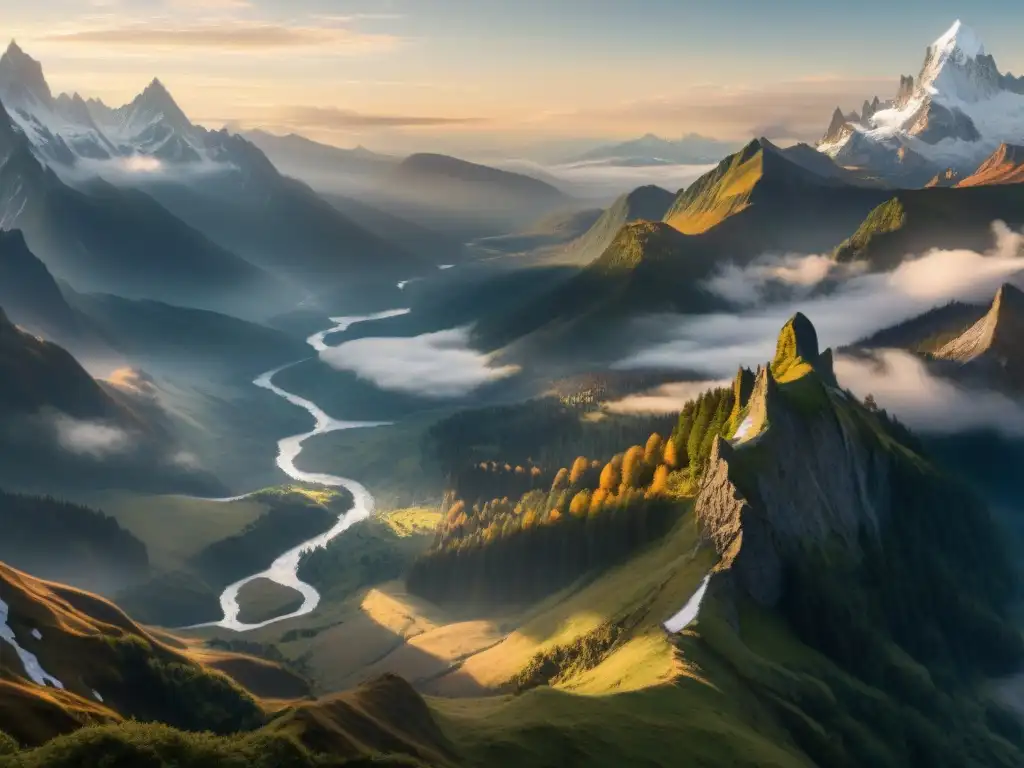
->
(0, 564, 269, 747)
(474, 141, 884, 356)
(2, 565, 447, 767)
(95, 486, 349, 626)
(849, 300, 987, 355)
(422, 511, 813, 768)
(834, 183, 1024, 268)
(425, 360, 1023, 767)
(73, 491, 267, 572)
(664, 144, 763, 234)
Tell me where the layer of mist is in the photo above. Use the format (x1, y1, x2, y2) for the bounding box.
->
(319, 327, 521, 398)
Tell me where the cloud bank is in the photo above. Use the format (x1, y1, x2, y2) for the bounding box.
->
(836, 350, 1024, 438)
(623, 223, 1024, 377)
(500, 158, 715, 201)
(320, 327, 519, 398)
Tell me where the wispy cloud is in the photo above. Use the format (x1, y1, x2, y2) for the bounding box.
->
(168, 0, 253, 8)
(541, 77, 894, 143)
(277, 105, 486, 129)
(604, 380, 731, 414)
(42, 22, 400, 52)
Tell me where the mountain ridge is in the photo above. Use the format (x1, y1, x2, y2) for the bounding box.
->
(570, 133, 741, 166)
(957, 142, 1024, 186)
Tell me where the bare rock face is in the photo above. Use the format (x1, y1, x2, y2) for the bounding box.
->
(896, 74, 915, 106)
(823, 107, 850, 143)
(906, 100, 981, 144)
(934, 283, 1024, 389)
(695, 316, 891, 607)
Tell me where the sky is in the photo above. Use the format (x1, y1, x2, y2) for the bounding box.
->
(7, 0, 1024, 157)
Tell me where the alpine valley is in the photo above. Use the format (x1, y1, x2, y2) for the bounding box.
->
(2, 13, 1024, 768)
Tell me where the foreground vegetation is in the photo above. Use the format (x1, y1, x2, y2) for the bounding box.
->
(409, 374, 745, 604)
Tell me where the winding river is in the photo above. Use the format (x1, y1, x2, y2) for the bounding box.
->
(203, 308, 411, 632)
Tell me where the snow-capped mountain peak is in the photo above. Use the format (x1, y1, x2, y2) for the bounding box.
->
(120, 77, 193, 135)
(918, 19, 1000, 103)
(0, 40, 52, 108)
(817, 20, 1024, 178)
(931, 19, 985, 62)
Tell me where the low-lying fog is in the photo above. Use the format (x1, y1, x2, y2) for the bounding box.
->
(498, 159, 717, 200)
(613, 222, 1024, 435)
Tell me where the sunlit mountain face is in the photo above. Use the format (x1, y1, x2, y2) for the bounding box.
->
(3, 8, 1024, 768)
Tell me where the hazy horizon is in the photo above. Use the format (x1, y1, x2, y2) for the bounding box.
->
(8, 2, 1024, 158)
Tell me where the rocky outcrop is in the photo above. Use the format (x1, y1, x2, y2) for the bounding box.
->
(822, 107, 849, 143)
(906, 100, 981, 144)
(896, 74, 915, 105)
(936, 283, 1024, 362)
(934, 283, 1024, 390)
(695, 316, 891, 607)
(861, 96, 883, 122)
(957, 143, 1024, 186)
(726, 367, 755, 431)
(926, 167, 962, 187)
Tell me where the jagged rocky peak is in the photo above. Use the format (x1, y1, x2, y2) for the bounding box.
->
(823, 107, 849, 142)
(125, 76, 194, 131)
(962, 142, 1024, 185)
(695, 313, 889, 606)
(0, 39, 52, 105)
(936, 282, 1024, 363)
(896, 74, 915, 105)
(772, 312, 819, 368)
(733, 367, 756, 409)
(739, 363, 780, 441)
(726, 366, 757, 434)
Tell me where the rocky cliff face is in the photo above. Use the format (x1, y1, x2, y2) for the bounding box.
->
(695, 315, 889, 606)
(934, 282, 1024, 389)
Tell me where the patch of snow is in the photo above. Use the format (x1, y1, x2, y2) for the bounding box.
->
(664, 574, 712, 633)
(732, 413, 756, 444)
(0, 598, 64, 689)
(438, 264, 456, 270)
(30, 628, 42, 640)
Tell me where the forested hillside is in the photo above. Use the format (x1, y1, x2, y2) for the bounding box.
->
(409, 376, 747, 604)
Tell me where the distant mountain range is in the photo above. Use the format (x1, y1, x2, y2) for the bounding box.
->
(570, 133, 741, 166)
(243, 129, 398, 182)
(0, 42, 439, 313)
(477, 132, 1024, 358)
(469, 207, 603, 256)
(0, 297, 225, 494)
(369, 152, 571, 238)
(817, 20, 1024, 183)
(558, 184, 677, 265)
(0, 94, 278, 315)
